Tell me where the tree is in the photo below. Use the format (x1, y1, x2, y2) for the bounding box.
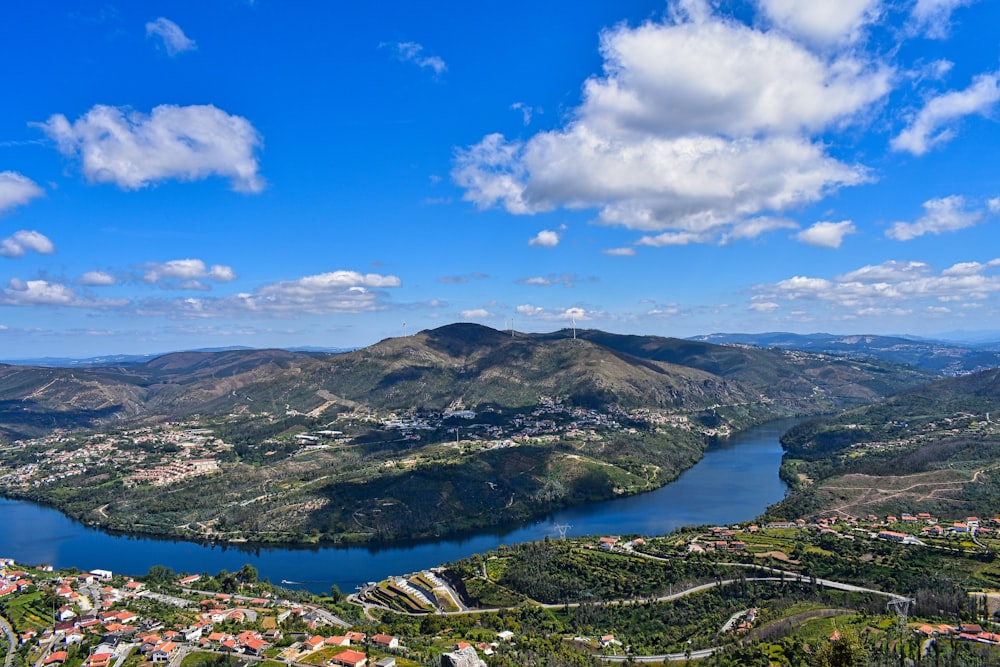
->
(237, 563, 258, 585)
(145, 564, 176, 584)
(811, 628, 868, 667)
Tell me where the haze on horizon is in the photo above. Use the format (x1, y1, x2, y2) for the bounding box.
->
(2, 0, 1000, 358)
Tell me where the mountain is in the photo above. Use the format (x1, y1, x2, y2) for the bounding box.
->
(0, 324, 935, 441)
(0, 323, 940, 545)
(688, 331, 1000, 374)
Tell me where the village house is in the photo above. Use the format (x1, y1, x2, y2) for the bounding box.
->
(303, 635, 326, 652)
(43, 651, 68, 665)
(329, 649, 367, 667)
(83, 653, 112, 667)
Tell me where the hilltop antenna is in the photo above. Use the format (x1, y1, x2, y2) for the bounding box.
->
(554, 523, 572, 539)
(572, 318, 576, 340)
(511, 318, 514, 337)
(402, 321, 407, 337)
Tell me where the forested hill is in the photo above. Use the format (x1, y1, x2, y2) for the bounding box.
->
(768, 367, 1000, 521)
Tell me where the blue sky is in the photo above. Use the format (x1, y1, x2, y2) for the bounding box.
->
(2, 0, 1000, 357)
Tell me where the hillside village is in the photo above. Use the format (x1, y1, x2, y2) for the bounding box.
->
(8, 504, 1000, 667)
(0, 398, 717, 497)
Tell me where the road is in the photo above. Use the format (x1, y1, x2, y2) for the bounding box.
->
(354, 552, 910, 662)
(0, 615, 15, 667)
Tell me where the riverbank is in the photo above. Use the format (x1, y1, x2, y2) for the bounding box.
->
(0, 418, 797, 593)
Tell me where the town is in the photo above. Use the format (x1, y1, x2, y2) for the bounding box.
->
(7, 501, 1000, 667)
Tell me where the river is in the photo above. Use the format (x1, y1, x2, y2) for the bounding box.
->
(0, 418, 796, 594)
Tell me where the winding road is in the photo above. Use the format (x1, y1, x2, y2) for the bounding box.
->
(1, 614, 16, 667)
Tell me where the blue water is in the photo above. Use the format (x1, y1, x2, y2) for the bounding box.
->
(0, 419, 795, 593)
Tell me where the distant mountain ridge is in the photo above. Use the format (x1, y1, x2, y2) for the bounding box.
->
(688, 331, 1000, 374)
(0, 323, 933, 441)
(0, 345, 354, 368)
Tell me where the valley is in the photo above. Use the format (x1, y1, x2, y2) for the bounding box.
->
(0, 325, 931, 546)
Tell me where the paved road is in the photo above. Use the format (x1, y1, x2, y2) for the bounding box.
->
(1, 615, 15, 667)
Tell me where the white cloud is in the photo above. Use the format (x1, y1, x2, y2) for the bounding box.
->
(77, 270, 116, 286)
(942, 261, 986, 276)
(796, 220, 857, 248)
(749, 300, 781, 312)
(757, 0, 881, 46)
(603, 247, 636, 256)
(0, 230, 55, 257)
(390, 42, 446, 75)
(885, 196, 982, 240)
(909, 0, 976, 39)
(511, 102, 534, 125)
(516, 304, 597, 321)
(460, 308, 492, 319)
(529, 230, 560, 247)
(152, 270, 403, 318)
(838, 260, 930, 282)
(637, 230, 712, 246)
(753, 258, 1000, 317)
(720, 217, 798, 244)
(142, 259, 237, 290)
(145, 17, 196, 56)
(454, 7, 887, 245)
(0, 278, 127, 308)
(0, 172, 44, 215)
(989, 197, 1000, 213)
(36, 104, 265, 193)
(892, 71, 1000, 155)
(519, 277, 554, 286)
(516, 273, 578, 287)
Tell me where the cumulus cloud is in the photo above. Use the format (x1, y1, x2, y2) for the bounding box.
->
(885, 196, 982, 240)
(142, 259, 237, 290)
(0, 172, 44, 215)
(892, 71, 1000, 155)
(909, 0, 976, 39)
(36, 104, 265, 193)
(0, 230, 55, 257)
(749, 301, 781, 312)
(529, 229, 560, 247)
(0, 278, 127, 308)
(796, 220, 857, 248)
(460, 308, 492, 319)
(752, 258, 1000, 318)
(515, 304, 598, 321)
(145, 17, 196, 56)
(77, 270, 116, 286)
(139, 270, 403, 318)
(388, 41, 446, 75)
(453, 5, 887, 245)
(757, 0, 881, 46)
